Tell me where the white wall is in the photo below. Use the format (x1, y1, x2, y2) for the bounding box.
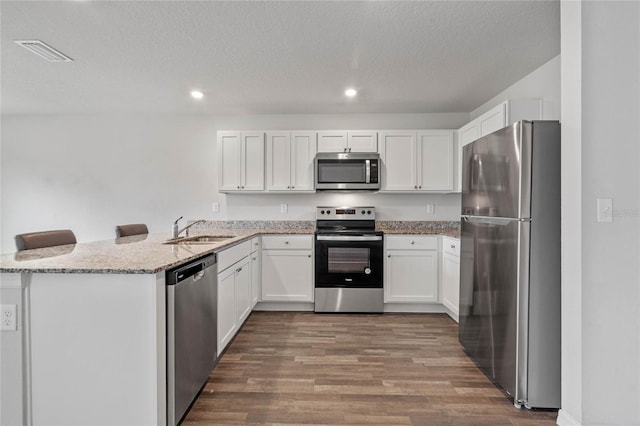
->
(0, 112, 467, 252)
(470, 55, 561, 120)
(559, 1, 640, 425)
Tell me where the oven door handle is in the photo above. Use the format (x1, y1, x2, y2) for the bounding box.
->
(316, 235, 383, 242)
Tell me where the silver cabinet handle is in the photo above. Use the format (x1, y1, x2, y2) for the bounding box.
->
(291, 186, 294, 189)
(285, 241, 289, 244)
(236, 266, 243, 273)
(418, 185, 422, 189)
(237, 185, 240, 189)
(387, 254, 391, 258)
(410, 241, 415, 245)
(241, 186, 244, 189)
(451, 245, 456, 249)
(414, 185, 418, 189)
(287, 186, 290, 189)
(307, 254, 311, 258)
(252, 257, 256, 261)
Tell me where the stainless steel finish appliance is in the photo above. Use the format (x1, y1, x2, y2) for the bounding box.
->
(314, 206, 384, 313)
(166, 254, 218, 425)
(459, 121, 561, 409)
(315, 152, 380, 191)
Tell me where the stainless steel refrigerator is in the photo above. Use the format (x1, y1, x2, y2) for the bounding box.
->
(459, 120, 561, 409)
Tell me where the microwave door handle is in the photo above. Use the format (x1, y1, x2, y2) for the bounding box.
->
(365, 159, 371, 183)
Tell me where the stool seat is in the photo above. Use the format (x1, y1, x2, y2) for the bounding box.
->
(115, 224, 148, 238)
(15, 229, 77, 251)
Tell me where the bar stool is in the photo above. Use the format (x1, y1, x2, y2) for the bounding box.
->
(115, 224, 148, 238)
(14, 229, 77, 251)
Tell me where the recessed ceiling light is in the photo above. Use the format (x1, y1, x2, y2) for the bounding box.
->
(345, 88, 358, 98)
(190, 90, 204, 100)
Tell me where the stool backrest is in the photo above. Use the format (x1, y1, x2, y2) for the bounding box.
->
(15, 229, 77, 251)
(115, 224, 148, 238)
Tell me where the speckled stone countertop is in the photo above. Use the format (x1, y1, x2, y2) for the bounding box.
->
(0, 228, 314, 274)
(0, 220, 459, 274)
(377, 221, 460, 238)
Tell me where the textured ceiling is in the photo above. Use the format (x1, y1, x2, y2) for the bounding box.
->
(0, 1, 560, 115)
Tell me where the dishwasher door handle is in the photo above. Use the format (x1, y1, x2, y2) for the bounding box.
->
(193, 270, 205, 282)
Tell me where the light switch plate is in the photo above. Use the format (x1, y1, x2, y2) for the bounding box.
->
(426, 203, 435, 214)
(597, 198, 613, 223)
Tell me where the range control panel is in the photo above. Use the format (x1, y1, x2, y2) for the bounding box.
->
(316, 206, 376, 220)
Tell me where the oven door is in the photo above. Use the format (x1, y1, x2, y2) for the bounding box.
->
(315, 234, 383, 288)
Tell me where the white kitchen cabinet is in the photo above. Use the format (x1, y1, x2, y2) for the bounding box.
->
(249, 237, 261, 307)
(317, 130, 377, 153)
(217, 240, 252, 355)
(384, 235, 439, 303)
(379, 130, 455, 192)
(455, 99, 542, 192)
(261, 235, 313, 302)
(266, 131, 316, 191)
(441, 236, 460, 322)
(218, 131, 265, 192)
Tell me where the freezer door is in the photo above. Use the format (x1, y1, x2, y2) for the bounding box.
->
(459, 216, 530, 403)
(461, 122, 532, 219)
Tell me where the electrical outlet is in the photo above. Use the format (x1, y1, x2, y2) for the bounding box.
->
(597, 198, 613, 223)
(280, 203, 288, 214)
(426, 203, 435, 214)
(1, 304, 17, 331)
(212, 202, 220, 213)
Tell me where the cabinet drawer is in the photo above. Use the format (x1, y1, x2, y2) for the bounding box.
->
(261, 235, 312, 250)
(218, 240, 251, 272)
(442, 237, 460, 256)
(385, 235, 438, 250)
(250, 237, 261, 253)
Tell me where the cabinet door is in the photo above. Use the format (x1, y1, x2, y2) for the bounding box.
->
(385, 250, 438, 302)
(235, 257, 252, 325)
(266, 132, 291, 191)
(218, 132, 242, 191)
(290, 131, 317, 191)
(379, 131, 417, 191)
(478, 102, 507, 137)
(416, 130, 454, 191)
(250, 251, 261, 308)
(241, 132, 265, 191)
(261, 250, 313, 302)
(317, 131, 348, 153)
(442, 252, 460, 322)
(348, 131, 378, 152)
(217, 266, 237, 355)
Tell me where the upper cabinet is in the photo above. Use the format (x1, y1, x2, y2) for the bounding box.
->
(317, 130, 378, 153)
(218, 131, 265, 192)
(379, 130, 455, 192)
(266, 131, 316, 192)
(455, 99, 543, 192)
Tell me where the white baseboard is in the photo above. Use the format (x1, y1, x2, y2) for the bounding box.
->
(383, 303, 447, 313)
(253, 302, 314, 311)
(556, 409, 581, 426)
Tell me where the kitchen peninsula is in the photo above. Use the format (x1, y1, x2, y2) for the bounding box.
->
(0, 221, 458, 425)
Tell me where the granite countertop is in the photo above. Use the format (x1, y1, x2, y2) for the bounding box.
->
(0, 220, 459, 274)
(0, 229, 314, 275)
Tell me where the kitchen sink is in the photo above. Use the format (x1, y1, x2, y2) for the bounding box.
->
(164, 235, 235, 245)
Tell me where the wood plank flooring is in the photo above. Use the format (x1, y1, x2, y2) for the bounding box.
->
(183, 312, 557, 425)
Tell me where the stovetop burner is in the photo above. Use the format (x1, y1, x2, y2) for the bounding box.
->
(315, 206, 377, 234)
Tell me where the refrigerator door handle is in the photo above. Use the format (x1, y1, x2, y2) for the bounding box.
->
(461, 215, 527, 226)
(515, 220, 531, 408)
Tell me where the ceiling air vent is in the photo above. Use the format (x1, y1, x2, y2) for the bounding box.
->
(14, 40, 73, 62)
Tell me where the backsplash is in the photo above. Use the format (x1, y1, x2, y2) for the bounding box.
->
(188, 220, 460, 233)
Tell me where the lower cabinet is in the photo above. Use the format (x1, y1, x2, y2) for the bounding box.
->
(261, 235, 313, 302)
(250, 237, 261, 308)
(441, 237, 460, 322)
(217, 240, 252, 356)
(384, 235, 439, 303)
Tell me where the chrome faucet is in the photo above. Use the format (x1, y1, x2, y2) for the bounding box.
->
(172, 217, 206, 239)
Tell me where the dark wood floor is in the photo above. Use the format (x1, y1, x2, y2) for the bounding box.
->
(183, 312, 557, 425)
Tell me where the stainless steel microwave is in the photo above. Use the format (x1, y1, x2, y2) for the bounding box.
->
(315, 152, 380, 191)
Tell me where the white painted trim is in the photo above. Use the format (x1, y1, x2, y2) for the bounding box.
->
(383, 303, 447, 313)
(253, 302, 314, 311)
(557, 409, 582, 426)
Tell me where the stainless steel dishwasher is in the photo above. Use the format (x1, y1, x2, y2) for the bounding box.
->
(166, 254, 217, 425)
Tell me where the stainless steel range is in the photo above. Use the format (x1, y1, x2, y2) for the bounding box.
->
(314, 206, 384, 313)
